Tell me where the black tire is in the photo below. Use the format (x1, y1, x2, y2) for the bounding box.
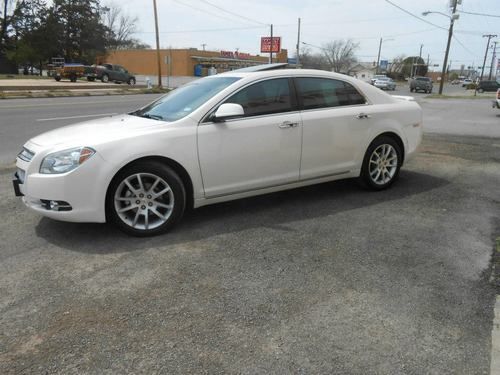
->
(55, 76, 61, 82)
(70, 75, 77, 83)
(410, 88, 414, 92)
(106, 162, 186, 237)
(128, 77, 136, 85)
(87, 77, 95, 82)
(359, 136, 402, 191)
(101, 74, 109, 83)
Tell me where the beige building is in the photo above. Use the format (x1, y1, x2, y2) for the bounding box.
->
(103, 48, 288, 77)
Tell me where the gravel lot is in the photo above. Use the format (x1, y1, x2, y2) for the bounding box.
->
(0, 97, 499, 373)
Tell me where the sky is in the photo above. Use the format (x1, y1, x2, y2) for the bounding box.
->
(115, 0, 499, 71)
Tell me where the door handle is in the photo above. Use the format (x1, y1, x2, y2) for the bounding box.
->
(279, 121, 299, 128)
(356, 113, 371, 119)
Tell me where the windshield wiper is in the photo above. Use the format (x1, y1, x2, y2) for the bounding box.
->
(138, 113, 164, 121)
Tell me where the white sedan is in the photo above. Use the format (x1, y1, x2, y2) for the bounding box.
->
(13, 68, 423, 236)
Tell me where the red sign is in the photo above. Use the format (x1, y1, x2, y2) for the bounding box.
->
(260, 37, 281, 53)
(220, 50, 251, 60)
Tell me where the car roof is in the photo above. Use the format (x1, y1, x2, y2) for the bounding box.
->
(218, 68, 359, 82)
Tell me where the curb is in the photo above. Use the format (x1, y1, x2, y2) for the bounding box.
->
(0, 88, 169, 100)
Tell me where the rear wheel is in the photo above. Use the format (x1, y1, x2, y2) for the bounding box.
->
(360, 136, 402, 190)
(101, 74, 109, 83)
(107, 162, 186, 236)
(55, 76, 61, 82)
(128, 77, 136, 85)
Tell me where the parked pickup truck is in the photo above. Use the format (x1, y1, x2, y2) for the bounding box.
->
(87, 64, 136, 85)
(410, 77, 433, 93)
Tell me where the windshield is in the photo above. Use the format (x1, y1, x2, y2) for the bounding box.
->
(132, 76, 241, 121)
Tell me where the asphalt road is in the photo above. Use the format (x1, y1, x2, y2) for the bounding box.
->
(0, 94, 499, 373)
(0, 94, 163, 167)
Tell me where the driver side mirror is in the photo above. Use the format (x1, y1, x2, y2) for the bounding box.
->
(213, 103, 244, 122)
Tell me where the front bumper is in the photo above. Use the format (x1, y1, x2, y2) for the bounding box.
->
(15, 149, 108, 223)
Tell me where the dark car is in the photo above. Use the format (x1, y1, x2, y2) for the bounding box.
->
(477, 80, 500, 93)
(410, 77, 433, 93)
(88, 64, 136, 85)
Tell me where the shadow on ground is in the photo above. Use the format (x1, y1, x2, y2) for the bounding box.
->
(35, 170, 449, 254)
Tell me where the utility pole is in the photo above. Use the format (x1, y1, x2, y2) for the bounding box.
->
(296, 18, 301, 68)
(201, 43, 207, 51)
(438, 1, 457, 95)
(481, 34, 497, 81)
(488, 41, 498, 80)
(376, 38, 383, 75)
(414, 44, 423, 76)
(269, 24, 273, 64)
(153, 0, 162, 87)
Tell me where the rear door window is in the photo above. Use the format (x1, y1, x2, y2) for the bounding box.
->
(295, 77, 366, 110)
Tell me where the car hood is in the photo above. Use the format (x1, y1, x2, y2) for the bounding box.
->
(29, 114, 165, 148)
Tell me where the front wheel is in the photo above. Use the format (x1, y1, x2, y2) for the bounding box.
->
(107, 162, 186, 236)
(101, 74, 109, 83)
(360, 136, 402, 190)
(127, 77, 136, 85)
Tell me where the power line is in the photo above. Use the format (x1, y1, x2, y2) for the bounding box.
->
(452, 35, 478, 57)
(384, 0, 448, 31)
(172, 0, 251, 25)
(136, 25, 265, 34)
(459, 10, 500, 19)
(198, 0, 268, 26)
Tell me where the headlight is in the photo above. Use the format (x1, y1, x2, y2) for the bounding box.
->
(40, 147, 96, 174)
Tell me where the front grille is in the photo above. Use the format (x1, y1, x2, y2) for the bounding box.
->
(17, 147, 35, 162)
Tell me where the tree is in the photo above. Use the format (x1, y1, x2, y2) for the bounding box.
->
(402, 56, 428, 78)
(102, 2, 138, 50)
(0, 0, 12, 53)
(51, 0, 107, 63)
(7, 0, 48, 73)
(321, 39, 359, 73)
(386, 55, 406, 80)
(299, 46, 329, 71)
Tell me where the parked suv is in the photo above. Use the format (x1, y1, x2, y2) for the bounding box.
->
(410, 77, 433, 93)
(477, 80, 500, 93)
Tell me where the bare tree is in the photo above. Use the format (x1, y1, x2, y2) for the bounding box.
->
(102, 2, 138, 50)
(387, 54, 405, 74)
(321, 39, 359, 74)
(299, 46, 329, 71)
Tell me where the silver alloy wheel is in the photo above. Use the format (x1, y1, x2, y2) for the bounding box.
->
(368, 144, 398, 185)
(114, 173, 174, 230)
